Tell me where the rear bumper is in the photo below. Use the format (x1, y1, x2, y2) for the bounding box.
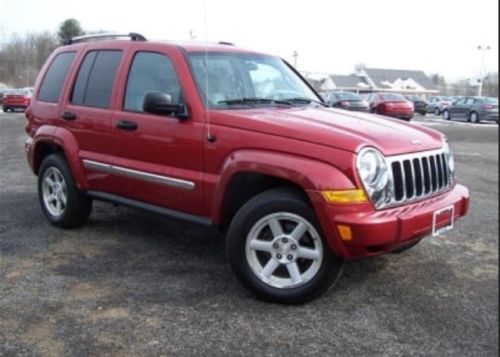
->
(310, 184, 470, 260)
(479, 112, 498, 121)
(3, 103, 29, 109)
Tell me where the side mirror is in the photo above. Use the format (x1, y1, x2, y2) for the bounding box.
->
(143, 91, 188, 119)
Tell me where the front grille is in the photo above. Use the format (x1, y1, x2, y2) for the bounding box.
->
(388, 149, 453, 205)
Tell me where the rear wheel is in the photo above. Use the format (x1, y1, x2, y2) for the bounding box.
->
(38, 154, 92, 228)
(226, 188, 343, 304)
(470, 111, 480, 123)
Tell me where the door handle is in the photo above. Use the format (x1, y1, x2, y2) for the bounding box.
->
(116, 120, 138, 131)
(61, 111, 77, 121)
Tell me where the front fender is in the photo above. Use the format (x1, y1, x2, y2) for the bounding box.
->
(210, 149, 356, 222)
(31, 126, 88, 190)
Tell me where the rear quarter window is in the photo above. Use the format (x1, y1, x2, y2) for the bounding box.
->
(38, 52, 76, 103)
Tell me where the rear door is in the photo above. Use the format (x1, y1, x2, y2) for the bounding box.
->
(108, 45, 205, 216)
(463, 97, 477, 118)
(60, 43, 129, 192)
(450, 98, 467, 118)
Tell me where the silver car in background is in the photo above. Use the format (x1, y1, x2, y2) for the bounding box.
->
(427, 96, 455, 115)
(442, 97, 498, 123)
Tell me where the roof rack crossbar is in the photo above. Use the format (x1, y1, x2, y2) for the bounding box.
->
(218, 41, 235, 46)
(64, 32, 147, 45)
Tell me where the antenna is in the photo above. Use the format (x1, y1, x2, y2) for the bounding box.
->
(203, 0, 215, 143)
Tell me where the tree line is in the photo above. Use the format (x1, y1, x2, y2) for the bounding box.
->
(430, 73, 498, 98)
(0, 19, 84, 87)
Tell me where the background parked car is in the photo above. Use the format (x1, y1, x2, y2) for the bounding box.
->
(366, 93, 414, 120)
(2, 89, 32, 112)
(442, 96, 498, 123)
(427, 96, 455, 116)
(0, 87, 13, 106)
(324, 91, 369, 112)
(405, 95, 428, 116)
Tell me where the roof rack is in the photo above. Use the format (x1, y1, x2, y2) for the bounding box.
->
(64, 32, 147, 45)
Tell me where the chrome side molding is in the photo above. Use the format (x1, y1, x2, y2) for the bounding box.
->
(82, 159, 195, 191)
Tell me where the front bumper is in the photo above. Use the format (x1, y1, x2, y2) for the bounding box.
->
(310, 184, 470, 260)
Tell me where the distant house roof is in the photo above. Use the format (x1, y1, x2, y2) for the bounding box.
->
(362, 68, 437, 91)
(330, 74, 361, 88)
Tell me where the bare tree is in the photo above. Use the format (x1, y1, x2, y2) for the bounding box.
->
(0, 32, 58, 87)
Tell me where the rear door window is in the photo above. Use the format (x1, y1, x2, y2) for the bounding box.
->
(38, 52, 76, 103)
(71, 50, 122, 108)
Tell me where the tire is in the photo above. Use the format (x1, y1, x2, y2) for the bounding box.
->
(434, 107, 440, 116)
(3, 106, 9, 112)
(420, 111, 426, 116)
(470, 111, 480, 123)
(38, 154, 92, 228)
(226, 188, 343, 304)
(443, 110, 451, 120)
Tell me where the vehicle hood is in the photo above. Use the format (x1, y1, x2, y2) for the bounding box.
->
(211, 106, 444, 156)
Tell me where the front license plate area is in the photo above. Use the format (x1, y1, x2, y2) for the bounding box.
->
(432, 205, 455, 236)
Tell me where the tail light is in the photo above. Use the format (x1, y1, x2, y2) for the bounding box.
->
(482, 105, 495, 110)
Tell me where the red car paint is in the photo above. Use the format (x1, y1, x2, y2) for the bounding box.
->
(369, 93, 414, 120)
(25, 40, 469, 260)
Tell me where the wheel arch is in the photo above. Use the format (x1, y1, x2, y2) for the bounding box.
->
(31, 126, 88, 190)
(211, 150, 356, 230)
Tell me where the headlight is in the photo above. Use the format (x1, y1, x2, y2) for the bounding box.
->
(356, 148, 392, 208)
(443, 141, 455, 177)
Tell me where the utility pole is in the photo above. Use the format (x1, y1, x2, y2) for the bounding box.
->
(293, 50, 298, 68)
(189, 29, 196, 41)
(477, 45, 491, 97)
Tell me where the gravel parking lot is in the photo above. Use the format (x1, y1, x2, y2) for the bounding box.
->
(0, 111, 498, 356)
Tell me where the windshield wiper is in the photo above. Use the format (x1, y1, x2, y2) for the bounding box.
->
(283, 97, 328, 107)
(218, 97, 294, 106)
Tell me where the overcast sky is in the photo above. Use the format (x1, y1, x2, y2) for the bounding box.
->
(1, 0, 498, 81)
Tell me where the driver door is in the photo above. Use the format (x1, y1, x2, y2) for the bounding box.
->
(109, 46, 205, 216)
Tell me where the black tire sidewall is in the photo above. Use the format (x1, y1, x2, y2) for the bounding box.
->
(38, 154, 91, 228)
(227, 189, 343, 304)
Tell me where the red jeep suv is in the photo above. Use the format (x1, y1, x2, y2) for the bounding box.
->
(25, 33, 470, 303)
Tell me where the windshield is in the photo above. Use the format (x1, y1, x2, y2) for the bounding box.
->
(188, 53, 320, 109)
(333, 92, 360, 100)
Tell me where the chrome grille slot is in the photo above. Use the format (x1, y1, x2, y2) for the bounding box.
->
(387, 148, 453, 208)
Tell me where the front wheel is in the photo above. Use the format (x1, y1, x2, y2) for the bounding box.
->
(38, 154, 92, 228)
(434, 107, 441, 116)
(443, 110, 451, 120)
(226, 188, 343, 304)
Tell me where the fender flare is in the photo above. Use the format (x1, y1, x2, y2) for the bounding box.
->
(211, 149, 356, 223)
(31, 126, 88, 190)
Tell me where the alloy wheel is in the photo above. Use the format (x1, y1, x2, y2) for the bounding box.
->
(245, 212, 323, 289)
